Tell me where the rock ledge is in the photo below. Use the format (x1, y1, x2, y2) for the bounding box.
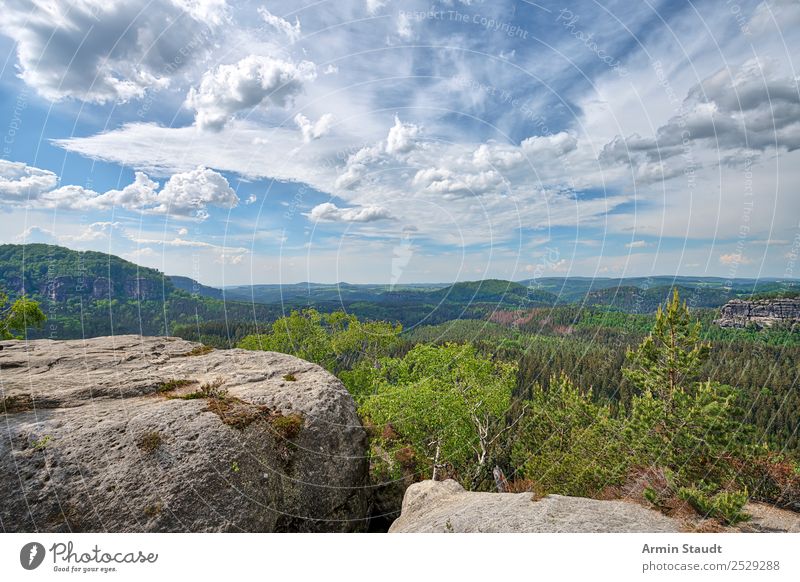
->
(0, 335, 368, 532)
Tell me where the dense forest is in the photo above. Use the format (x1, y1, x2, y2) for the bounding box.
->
(236, 295, 800, 526)
(2, 243, 799, 524)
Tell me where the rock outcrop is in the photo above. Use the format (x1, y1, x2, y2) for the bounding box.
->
(715, 298, 800, 329)
(0, 335, 369, 532)
(389, 480, 682, 533)
(389, 480, 800, 533)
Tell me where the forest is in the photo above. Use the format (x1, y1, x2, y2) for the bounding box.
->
(2, 243, 799, 525)
(236, 293, 800, 526)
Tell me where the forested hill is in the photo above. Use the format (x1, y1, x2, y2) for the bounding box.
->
(0, 243, 174, 302)
(0, 244, 278, 341)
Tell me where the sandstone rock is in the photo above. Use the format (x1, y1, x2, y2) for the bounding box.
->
(389, 480, 682, 533)
(715, 298, 800, 329)
(0, 335, 368, 532)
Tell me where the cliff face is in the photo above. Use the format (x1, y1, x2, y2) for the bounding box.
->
(715, 298, 800, 329)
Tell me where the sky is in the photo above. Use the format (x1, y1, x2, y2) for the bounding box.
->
(0, 0, 799, 285)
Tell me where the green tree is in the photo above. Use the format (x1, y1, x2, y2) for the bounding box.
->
(623, 288, 710, 402)
(238, 309, 401, 374)
(359, 343, 516, 488)
(512, 373, 628, 497)
(0, 291, 46, 339)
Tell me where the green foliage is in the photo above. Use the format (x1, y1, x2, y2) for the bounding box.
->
(0, 291, 46, 339)
(677, 486, 750, 525)
(626, 381, 753, 486)
(623, 288, 711, 401)
(359, 343, 515, 487)
(512, 373, 628, 497)
(238, 309, 401, 374)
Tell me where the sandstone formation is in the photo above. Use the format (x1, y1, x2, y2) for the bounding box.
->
(389, 480, 682, 533)
(0, 335, 369, 532)
(715, 298, 800, 329)
(389, 480, 800, 533)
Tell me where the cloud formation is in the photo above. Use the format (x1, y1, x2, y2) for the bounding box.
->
(187, 55, 316, 131)
(0, 163, 237, 219)
(0, 0, 226, 102)
(308, 202, 392, 223)
(258, 7, 302, 43)
(294, 113, 335, 142)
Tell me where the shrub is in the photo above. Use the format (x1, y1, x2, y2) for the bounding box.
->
(512, 374, 629, 497)
(678, 486, 750, 525)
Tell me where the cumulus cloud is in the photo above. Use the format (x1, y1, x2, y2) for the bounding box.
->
(154, 166, 239, 218)
(0, 162, 237, 219)
(0, 160, 58, 201)
(15, 226, 58, 244)
(385, 115, 421, 155)
(187, 55, 316, 131)
(308, 202, 392, 222)
(64, 222, 121, 242)
(294, 113, 335, 142)
(0, 0, 226, 103)
(521, 132, 578, 157)
(413, 167, 505, 199)
(257, 7, 301, 42)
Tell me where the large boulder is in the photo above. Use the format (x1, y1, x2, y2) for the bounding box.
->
(389, 480, 682, 533)
(0, 335, 369, 532)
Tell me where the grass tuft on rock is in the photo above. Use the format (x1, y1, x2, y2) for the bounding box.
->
(138, 431, 162, 453)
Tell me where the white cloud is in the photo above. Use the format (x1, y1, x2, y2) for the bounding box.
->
(366, 0, 386, 15)
(396, 12, 413, 40)
(257, 7, 301, 42)
(0, 160, 58, 201)
(385, 115, 421, 155)
(15, 226, 57, 244)
(186, 55, 316, 131)
(64, 222, 121, 242)
(294, 113, 335, 143)
(625, 240, 650, 249)
(308, 202, 392, 222)
(719, 252, 754, 265)
(154, 166, 238, 218)
(0, 0, 226, 103)
(521, 132, 578, 157)
(0, 162, 237, 220)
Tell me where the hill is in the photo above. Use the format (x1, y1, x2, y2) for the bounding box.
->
(0, 244, 279, 341)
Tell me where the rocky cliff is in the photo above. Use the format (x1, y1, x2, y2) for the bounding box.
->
(0, 336, 369, 532)
(715, 298, 800, 329)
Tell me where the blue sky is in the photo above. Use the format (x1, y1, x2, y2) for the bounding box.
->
(0, 0, 799, 285)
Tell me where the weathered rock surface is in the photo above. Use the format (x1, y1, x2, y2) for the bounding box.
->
(715, 298, 800, 329)
(0, 335, 369, 532)
(389, 480, 682, 533)
(389, 480, 800, 533)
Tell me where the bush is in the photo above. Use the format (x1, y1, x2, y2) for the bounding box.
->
(678, 486, 750, 525)
(359, 343, 515, 488)
(511, 374, 629, 497)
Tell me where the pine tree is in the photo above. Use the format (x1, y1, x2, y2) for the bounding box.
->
(623, 288, 710, 402)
